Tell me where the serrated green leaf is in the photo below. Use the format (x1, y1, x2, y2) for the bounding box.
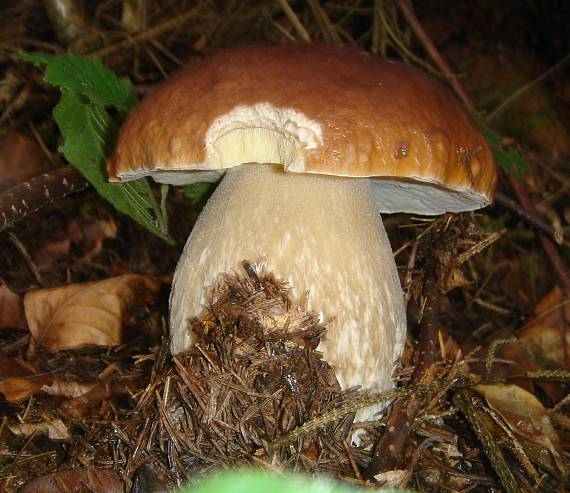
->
(21, 52, 136, 113)
(182, 182, 215, 204)
(22, 52, 173, 244)
(53, 89, 171, 242)
(476, 117, 527, 179)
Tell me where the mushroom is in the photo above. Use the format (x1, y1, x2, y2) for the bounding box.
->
(108, 44, 497, 419)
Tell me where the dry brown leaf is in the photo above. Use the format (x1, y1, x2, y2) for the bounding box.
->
(24, 274, 161, 350)
(475, 383, 567, 477)
(9, 418, 69, 441)
(57, 381, 142, 421)
(0, 132, 52, 192)
(0, 355, 52, 402)
(373, 469, 407, 488)
(0, 283, 24, 327)
(41, 379, 96, 398)
(444, 268, 470, 292)
(519, 286, 570, 368)
(20, 468, 123, 493)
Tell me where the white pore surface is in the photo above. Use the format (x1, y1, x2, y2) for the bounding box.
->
(170, 164, 407, 420)
(369, 178, 490, 215)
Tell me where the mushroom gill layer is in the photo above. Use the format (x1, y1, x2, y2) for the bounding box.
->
(170, 163, 407, 418)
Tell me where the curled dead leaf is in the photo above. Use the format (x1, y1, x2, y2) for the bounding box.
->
(9, 418, 69, 441)
(41, 379, 96, 398)
(373, 469, 407, 488)
(0, 355, 52, 402)
(24, 274, 161, 350)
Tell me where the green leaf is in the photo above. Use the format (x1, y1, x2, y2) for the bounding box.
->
(179, 470, 405, 493)
(182, 182, 216, 204)
(53, 90, 171, 242)
(21, 52, 173, 244)
(21, 52, 136, 113)
(476, 117, 527, 179)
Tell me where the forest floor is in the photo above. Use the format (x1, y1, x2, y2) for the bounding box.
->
(0, 1, 569, 492)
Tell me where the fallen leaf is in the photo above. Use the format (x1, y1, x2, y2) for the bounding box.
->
(41, 379, 96, 398)
(519, 286, 570, 368)
(0, 355, 52, 402)
(24, 274, 161, 350)
(21, 468, 123, 493)
(475, 383, 567, 477)
(9, 418, 69, 441)
(0, 132, 52, 192)
(0, 283, 24, 327)
(58, 380, 142, 421)
(373, 469, 407, 488)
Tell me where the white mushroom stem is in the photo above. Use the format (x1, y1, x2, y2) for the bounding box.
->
(170, 163, 406, 419)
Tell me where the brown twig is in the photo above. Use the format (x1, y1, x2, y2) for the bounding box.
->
(366, 265, 441, 477)
(453, 390, 521, 493)
(494, 190, 563, 245)
(42, 0, 88, 46)
(0, 166, 88, 233)
(395, 0, 475, 113)
(276, 0, 312, 42)
(413, 275, 439, 377)
(88, 6, 204, 60)
(396, 0, 570, 294)
(487, 53, 570, 122)
(508, 176, 570, 292)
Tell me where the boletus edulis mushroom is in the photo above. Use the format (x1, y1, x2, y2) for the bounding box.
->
(107, 44, 497, 420)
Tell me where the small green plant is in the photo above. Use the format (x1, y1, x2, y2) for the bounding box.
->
(475, 117, 527, 179)
(182, 182, 216, 204)
(21, 53, 177, 243)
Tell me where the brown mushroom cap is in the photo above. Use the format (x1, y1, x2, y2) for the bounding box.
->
(108, 43, 497, 214)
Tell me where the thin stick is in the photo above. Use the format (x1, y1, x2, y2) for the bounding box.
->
(88, 6, 204, 60)
(366, 270, 441, 477)
(276, 0, 312, 42)
(396, 1, 475, 112)
(488, 53, 570, 122)
(453, 391, 521, 493)
(7, 232, 44, 287)
(508, 176, 570, 291)
(494, 190, 563, 244)
(0, 167, 88, 233)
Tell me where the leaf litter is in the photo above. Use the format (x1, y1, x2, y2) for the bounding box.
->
(0, 2, 569, 492)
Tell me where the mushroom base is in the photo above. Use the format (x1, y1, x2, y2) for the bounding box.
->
(170, 163, 406, 420)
